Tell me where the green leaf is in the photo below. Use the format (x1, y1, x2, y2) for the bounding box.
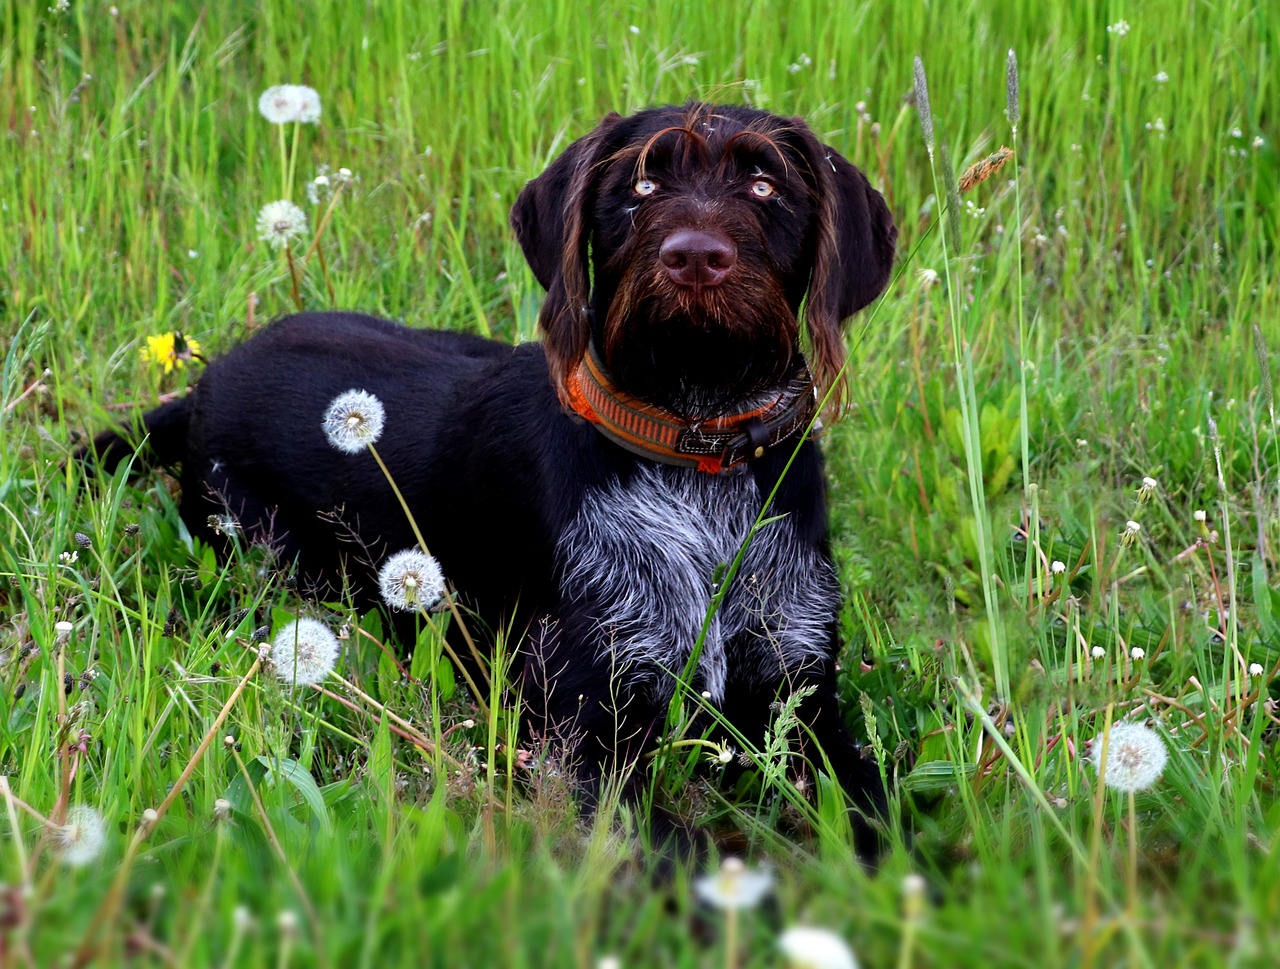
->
(256, 755, 333, 836)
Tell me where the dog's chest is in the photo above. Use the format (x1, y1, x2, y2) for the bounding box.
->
(556, 464, 837, 702)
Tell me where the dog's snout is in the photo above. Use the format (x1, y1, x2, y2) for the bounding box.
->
(659, 229, 737, 288)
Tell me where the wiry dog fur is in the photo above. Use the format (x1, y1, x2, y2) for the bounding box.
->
(88, 102, 897, 852)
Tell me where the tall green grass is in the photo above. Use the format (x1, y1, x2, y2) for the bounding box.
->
(2, 1, 1277, 966)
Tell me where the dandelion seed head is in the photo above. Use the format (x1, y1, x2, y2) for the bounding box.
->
(256, 200, 308, 249)
(271, 617, 340, 685)
(1130, 646, 1145, 660)
(1090, 721, 1168, 792)
(1091, 646, 1106, 659)
(322, 389, 385, 453)
(778, 926, 859, 969)
(56, 805, 107, 867)
(258, 84, 322, 125)
(1154, 70, 1169, 83)
(1248, 662, 1264, 677)
(378, 548, 446, 612)
(693, 857, 773, 910)
(1193, 509, 1207, 522)
(1051, 560, 1066, 575)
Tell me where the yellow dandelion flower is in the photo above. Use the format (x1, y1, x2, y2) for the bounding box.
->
(140, 332, 202, 374)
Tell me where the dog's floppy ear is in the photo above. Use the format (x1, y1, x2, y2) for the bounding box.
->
(510, 112, 623, 397)
(790, 128, 897, 409)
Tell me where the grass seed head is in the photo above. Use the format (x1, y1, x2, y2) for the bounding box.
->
(958, 147, 1013, 193)
(1006, 49, 1020, 127)
(912, 56, 934, 155)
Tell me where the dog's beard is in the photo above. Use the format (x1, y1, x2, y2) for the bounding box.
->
(600, 260, 800, 418)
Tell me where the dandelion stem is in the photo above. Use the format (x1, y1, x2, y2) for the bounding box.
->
(366, 443, 492, 699)
(285, 242, 303, 311)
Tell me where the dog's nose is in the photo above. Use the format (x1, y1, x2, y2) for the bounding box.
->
(659, 229, 737, 288)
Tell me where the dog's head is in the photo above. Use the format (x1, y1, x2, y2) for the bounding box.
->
(511, 102, 896, 413)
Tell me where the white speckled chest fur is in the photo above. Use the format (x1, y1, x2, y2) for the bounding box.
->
(557, 463, 838, 703)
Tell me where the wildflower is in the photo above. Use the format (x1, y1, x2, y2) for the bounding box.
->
(1121, 520, 1142, 547)
(778, 927, 859, 969)
(693, 857, 773, 910)
(1137, 476, 1158, 501)
(278, 910, 299, 937)
(1051, 561, 1066, 575)
(1090, 721, 1168, 792)
(1230, 127, 1243, 139)
(1130, 646, 1145, 660)
(139, 331, 203, 374)
(322, 389, 385, 453)
(1193, 509, 1207, 522)
(1106, 20, 1130, 36)
(258, 85, 322, 125)
(1154, 71, 1169, 83)
(58, 550, 78, 565)
(306, 174, 331, 205)
(1091, 646, 1105, 659)
(271, 617, 340, 686)
(1249, 662, 1264, 677)
(1253, 136, 1265, 149)
(56, 805, 107, 867)
(256, 200, 308, 249)
(1144, 117, 1166, 138)
(918, 268, 939, 287)
(378, 548, 446, 612)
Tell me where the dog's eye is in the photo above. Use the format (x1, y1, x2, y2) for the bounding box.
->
(633, 178, 658, 197)
(750, 179, 776, 199)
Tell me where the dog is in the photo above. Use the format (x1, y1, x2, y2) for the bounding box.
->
(88, 102, 897, 850)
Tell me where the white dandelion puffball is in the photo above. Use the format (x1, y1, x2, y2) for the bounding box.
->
(56, 805, 107, 867)
(258, 84, 322, 124)
(322, 389, 385, 453)
(256, 200, 308, 249)
(693, 857, 773, 910)
(778, 926, 859, 969)
(271, 617, 340, 685)
(1090, 721, 1169, 793)
(378, 548, 446, 612)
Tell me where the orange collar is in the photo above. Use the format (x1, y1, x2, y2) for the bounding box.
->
(565, 345, 818, 474)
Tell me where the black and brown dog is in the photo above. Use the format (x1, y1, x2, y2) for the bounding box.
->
(90, 102, 897, 849)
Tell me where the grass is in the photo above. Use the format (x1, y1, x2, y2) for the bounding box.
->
(2, 0, 1278, 966)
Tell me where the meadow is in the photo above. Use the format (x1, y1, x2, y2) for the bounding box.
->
(1, 0, 1277, 966)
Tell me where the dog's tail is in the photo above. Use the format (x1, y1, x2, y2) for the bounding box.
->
(80, 396, 194, 476)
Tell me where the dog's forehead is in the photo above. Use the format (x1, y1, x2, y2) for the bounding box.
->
(610, 104, 814, 178)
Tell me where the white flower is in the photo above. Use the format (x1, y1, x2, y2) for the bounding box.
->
(1091, 646, 1106, 659)
(1106, 20, 1130, 36)
(258, 85, 322, 125)
(1051, 560, 1066, 575)
(1253, 136, 1265, 149)
(1154, 71, 1169, 83)
(378, 548, 446, 612)
(322, 389, 385, 453)
(1193, 509, 1207, 522)
(693, 857, 773, 910)
(778, 927, 859, 969)
(256, 200, 308, 249)
(271, 618, 340, 685)
(56, 805, 107, 867)
(1130, 646, 1145, 660)
(917, 267, 939, 287)
(58, 550, 78, 565)
(1090, 721, 1168, 792)
(1230, 127, 1243, 139)
(597, 958, 621, 969)
(1249, 662, 1264, 677)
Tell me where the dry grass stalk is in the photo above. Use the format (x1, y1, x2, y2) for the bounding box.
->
(959, 146, 1014, 193)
